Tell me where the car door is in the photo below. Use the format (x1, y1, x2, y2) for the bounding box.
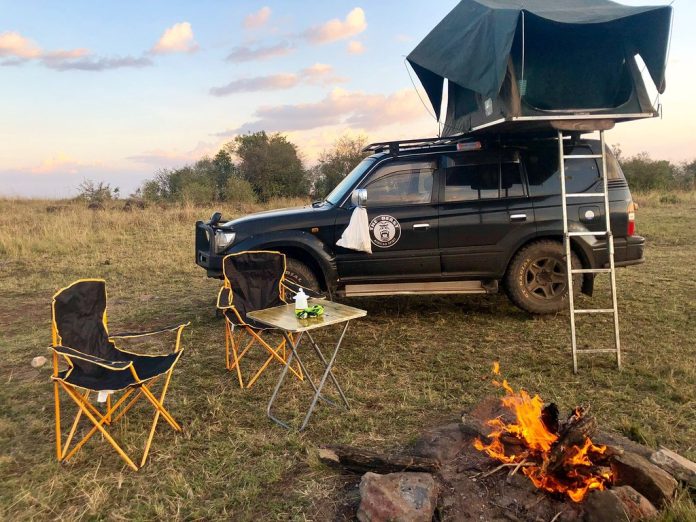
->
(438, 151, 535, 278)
(335, 159, 440, 281)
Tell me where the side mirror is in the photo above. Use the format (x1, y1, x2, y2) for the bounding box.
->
(351, 189, 367, 208)
(209, 212, 222, 226)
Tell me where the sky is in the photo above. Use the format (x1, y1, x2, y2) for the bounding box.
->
(0, 0, 693, 198)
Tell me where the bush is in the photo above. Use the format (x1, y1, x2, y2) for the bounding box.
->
(659, 193, 680, 205)
(76, 179, 116, 206)
(226, 177, 257, 204)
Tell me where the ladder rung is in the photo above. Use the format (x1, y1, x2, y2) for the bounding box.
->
(571, 268, 612, 274)
(565, 192, 606, 198)
(563, 154, 603, 159)
(567, 231, 608, 237)
(576, 349, 619, 354)
(574, 309, 616, 314)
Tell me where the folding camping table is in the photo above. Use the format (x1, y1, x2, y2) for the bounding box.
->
(246, 299, 366, 431)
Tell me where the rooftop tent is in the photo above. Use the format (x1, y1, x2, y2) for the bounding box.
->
(407, 0, 672, 135)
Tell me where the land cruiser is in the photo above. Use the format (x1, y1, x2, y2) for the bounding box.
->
(195, 135, 644, 314)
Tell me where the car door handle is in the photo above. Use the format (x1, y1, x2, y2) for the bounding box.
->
(510, 214, 527, 222)
(413, 223, 430, 230)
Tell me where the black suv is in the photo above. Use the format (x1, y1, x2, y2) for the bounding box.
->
(195, 135, 644, 314)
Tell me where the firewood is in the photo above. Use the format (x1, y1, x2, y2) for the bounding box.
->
(543, 413, 597, 475)
(318, 445, 440, 474)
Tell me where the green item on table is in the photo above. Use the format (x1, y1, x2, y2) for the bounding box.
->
(295, 304, 324, 319)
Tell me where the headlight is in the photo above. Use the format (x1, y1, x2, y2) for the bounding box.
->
(214, 230, 236, 253)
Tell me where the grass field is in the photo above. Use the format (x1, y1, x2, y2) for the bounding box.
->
(1, 195, 694, 520)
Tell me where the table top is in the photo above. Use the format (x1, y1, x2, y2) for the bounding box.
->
(247, 299, 367, 332)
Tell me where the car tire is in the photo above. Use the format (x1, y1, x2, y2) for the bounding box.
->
(504, 240, 582, 315)
(285, 258, 321, 294)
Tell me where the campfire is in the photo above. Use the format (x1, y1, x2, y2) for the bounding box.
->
(473, 362, 613, 502)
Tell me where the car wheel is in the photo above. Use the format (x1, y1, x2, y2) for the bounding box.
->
(504, 240, 582, 315)
(285, 258, 321, 294)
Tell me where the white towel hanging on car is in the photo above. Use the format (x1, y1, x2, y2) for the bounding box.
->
(336, 207, 372, 253)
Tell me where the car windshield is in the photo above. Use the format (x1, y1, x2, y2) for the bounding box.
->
(325, 157, 376, 206)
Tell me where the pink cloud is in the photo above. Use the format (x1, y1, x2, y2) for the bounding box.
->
(210, 64, 346, 96)
(0, 31, 42, 59)
(151, 22, 198, 54)
(244, 7, 272, 29)
(225, 41, 294, 63)
(221, 88, 428, 134)
(347, 40, 366, 55)
(303, 8, 367, 45)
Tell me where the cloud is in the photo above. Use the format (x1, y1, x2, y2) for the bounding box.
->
(128, 141, 220, 167)
(211, 63, 346, 96)
(151, 22, 198, 54)
(244, 6, 272, 29)
(43, 55, 152, 71)
(211, 74, 300, 96)
(347, 40, 365, 55)
(219, 87, 428, 135)
(0, 31, 42, 59)
(303, 7, 367, 44)
(225, 41, 294, 63)
(28, 153, 83, 175)
(0, 30, 153, 71)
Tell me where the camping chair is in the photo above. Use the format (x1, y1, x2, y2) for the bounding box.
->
(217, 251, 306, 388)
(51, 279, 189, 471)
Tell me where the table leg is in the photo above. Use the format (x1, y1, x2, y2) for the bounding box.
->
(299, 322, 350, 431)
(305, 331, 349, 410)
(267, 331, 304, 429)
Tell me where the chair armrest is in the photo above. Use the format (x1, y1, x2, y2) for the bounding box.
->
(216, 286, 234, 310)
(109, 322, 190, 339)
(52, 345, 133, 371)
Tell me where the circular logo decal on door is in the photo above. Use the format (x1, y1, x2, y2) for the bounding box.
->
(369, 215, 401, 248)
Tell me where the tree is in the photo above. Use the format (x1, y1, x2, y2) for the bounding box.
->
(313, 135, 368, 198)
(229, 132, 309, 201)
(619, 152, 677, 191)
(76, 179, 114, 206)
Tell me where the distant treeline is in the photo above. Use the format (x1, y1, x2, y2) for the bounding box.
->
(77, 133, 695, 206)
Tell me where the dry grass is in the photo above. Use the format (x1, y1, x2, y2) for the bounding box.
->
(0, 195, 694, 520)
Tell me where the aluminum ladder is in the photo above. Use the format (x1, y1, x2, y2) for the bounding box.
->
(558, 129, 621, 373)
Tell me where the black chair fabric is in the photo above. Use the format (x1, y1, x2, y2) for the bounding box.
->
(52, 280, 179, 390)
(221, 252, 286, 328)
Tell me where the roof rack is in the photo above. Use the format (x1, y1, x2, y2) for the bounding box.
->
(362, 135, 479, 155)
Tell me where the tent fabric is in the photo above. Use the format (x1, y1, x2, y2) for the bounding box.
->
(407, 0, 672, 112)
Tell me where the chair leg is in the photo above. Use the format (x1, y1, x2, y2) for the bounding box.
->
(140, 384, 181, 432)
(59, 382, 138, 471)
(246, 328, 304, 381)
(141, 370, 178, 468)
(228, 323, 245, 388)
(54, 381, 62, 460)
(62, 388, 136, 464)
(61, 390, 89, 460)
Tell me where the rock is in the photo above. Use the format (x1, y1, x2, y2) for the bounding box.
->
(31, 356, 47, 368)
(413, 423, 467, 463)
(357, 472, 438, 522)
(612, 486, 658, 520)
(611, 451, 678, 508)
(593, 431, 654, 460)
(650, 447, 696, 487)
(583, 490, 627, 522)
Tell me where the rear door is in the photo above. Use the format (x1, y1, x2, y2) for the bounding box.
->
(438, 151, 535, 278)
(335, 159, 440, 281)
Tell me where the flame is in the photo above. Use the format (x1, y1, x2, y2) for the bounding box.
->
(474, 365, 613, 502)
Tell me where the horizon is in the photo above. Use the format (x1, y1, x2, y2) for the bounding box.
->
(1, 0, 693, 198)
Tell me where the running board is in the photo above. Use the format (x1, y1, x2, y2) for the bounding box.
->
(343, 280, 495, 297)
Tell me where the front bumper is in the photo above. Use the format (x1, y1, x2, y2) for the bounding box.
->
(195, 220, 223, 277)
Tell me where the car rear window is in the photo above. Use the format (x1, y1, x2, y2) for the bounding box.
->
(525, 145, 600, 196)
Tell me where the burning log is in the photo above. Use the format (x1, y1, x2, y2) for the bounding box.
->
(543, 409, 598, 475)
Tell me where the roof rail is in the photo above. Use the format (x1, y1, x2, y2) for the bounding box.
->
(362, 135, 478, 155)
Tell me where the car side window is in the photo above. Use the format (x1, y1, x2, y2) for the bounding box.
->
(444, 161, 525, 202)
(526, 145, 600, 196)
(445, 163, 499, 201)
(364, 161, 435, 206)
